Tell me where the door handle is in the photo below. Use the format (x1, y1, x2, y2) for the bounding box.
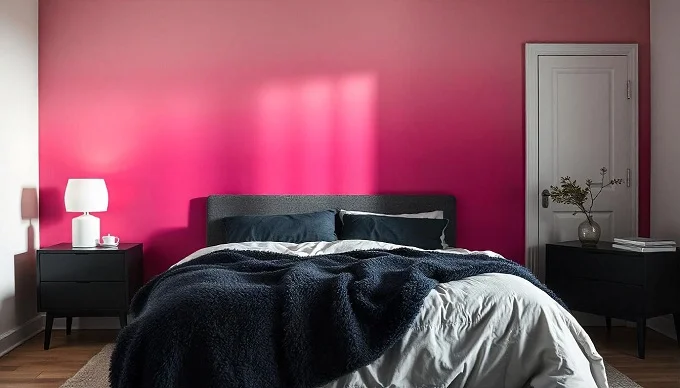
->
(541, 189, 550, 208)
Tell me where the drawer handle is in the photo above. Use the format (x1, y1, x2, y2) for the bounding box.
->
(75, 281, 92, 284)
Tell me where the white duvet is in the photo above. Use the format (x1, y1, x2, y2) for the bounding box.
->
(175, 240, 608, 388)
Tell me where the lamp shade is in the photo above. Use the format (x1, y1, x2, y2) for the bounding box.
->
(64, 179, 109, 212)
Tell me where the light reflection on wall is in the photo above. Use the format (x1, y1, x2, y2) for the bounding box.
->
(298, 78, 334, 193)
(255, 73, 376, 194)
(335, 74, 377, 193)
(255, 84, 295, 193)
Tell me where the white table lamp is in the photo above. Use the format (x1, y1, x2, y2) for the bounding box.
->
(64, 179, 109, 248)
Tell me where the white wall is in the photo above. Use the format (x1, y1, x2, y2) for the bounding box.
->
(650, 0, 680, 340)
(0, 0, 41, 355)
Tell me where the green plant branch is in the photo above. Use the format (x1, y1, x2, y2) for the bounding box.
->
(548, 167, 623, 226)
(587, 169, 607, 216)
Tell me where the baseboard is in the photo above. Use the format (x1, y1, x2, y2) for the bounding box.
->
(0, 315, 45, 357)
(576, 311, 676, 340)
(572, 311, 627, 327)
(648, 315, 677, 340)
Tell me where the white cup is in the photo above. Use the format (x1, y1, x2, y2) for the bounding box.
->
(100, 234, 120, 246)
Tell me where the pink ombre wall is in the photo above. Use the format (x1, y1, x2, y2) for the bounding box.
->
(39, 0, 651, 278)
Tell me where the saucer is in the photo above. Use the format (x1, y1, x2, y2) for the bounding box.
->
(98, 243, 119, 248)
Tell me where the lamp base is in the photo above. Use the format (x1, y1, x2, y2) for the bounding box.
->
(72, 213, 100, 248)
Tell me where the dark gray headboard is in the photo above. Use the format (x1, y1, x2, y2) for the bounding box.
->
(206, 195, 456, 248)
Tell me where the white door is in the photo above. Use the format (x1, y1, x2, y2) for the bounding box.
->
(537, 55, 636, 279)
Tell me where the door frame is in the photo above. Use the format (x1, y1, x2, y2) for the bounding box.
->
(524, 43, 639, 275)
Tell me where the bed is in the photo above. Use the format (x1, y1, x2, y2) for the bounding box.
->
(110, 194, 609, 388)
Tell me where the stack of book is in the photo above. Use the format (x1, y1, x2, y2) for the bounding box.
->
(612, 237, 677, 252)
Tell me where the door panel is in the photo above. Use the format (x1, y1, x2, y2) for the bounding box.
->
(554, 70, 613, 181)
(538, 55, 634, 279)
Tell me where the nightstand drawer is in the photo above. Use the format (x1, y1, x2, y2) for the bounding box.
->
(551, 279, 644, 317)
(39, 253, 125, 282)
(40, 282, 126, 311)
(547, 248, 644, 285)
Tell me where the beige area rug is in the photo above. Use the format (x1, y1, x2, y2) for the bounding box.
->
(61, 344, 641, 388)
(60, 344, 113, 388)
(605, 363, 643, 388)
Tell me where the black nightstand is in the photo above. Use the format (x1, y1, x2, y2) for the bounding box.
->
(545, 241, 680, 359)
(37, 243, 143, 350)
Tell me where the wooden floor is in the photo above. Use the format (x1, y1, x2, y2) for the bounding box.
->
(586, 327, 680, 387)
(0, 327, 678, 387)
(0, 330, 117, 388)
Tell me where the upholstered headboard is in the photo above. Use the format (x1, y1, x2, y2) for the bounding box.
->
(206, 194, 456, 248)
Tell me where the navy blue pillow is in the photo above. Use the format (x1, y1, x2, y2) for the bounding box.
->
(223, 210, 337, 244)
(340, 214, 449, 250)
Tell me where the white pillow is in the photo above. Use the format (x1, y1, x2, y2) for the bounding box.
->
(338, 209, 448, 248)
(338, 209, 444, 222)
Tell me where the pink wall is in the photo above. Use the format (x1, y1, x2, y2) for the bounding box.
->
(39, 0, 651, 279)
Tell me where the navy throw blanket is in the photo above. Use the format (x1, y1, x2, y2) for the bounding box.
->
(110, 248, 563, 388)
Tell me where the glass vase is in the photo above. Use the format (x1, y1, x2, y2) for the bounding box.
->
(578, 218, 601, 246)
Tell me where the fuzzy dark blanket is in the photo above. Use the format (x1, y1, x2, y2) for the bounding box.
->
(110, 248, 563, 388)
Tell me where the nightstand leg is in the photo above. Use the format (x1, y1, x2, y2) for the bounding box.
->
(636, 317, 646, 359)
(66, 317, 72, 335)
(119, 312, 128, 328)
(605, 317, 612, 333)
(673, 313, 680, 348)
(44, 314, 54, 350)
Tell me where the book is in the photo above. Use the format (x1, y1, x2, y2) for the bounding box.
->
(612, 243, 677, 253)
(613, 237, 676, 247)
